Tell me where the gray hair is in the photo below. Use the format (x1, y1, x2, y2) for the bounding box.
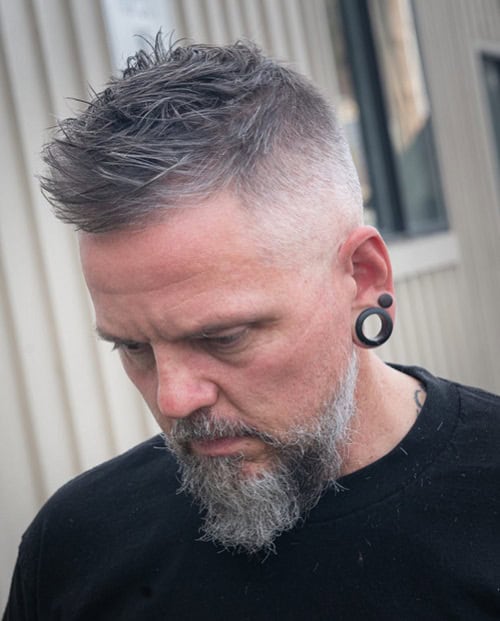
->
(41, 36, 362, 258)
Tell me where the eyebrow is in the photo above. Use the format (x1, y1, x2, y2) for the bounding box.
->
(95, 328, 134, 345)
(95, 314, 275, 345)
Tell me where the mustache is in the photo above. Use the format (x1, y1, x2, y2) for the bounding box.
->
(168, 409, 279, 448)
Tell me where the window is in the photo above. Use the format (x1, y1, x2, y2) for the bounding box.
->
(327, 0, 447, 238)
(482, 53, 500, 178)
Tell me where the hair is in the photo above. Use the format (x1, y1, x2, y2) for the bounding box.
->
(41, 35, 363, 262)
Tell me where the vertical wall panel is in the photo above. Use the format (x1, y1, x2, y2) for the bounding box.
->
(240, 0, 269, 46)
(32, 0, 86, 114)
(0, 257, 43, 602)
(285, 0, 314, 74)
(261, 0, 290, 58)
(204, 0, 231, 43)
(301, 0, 342, 101)
(181, 0, 211, 42)
(68, 0, 112, 88)
(222, 0, 246, 41)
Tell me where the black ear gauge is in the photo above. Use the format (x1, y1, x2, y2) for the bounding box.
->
(354, 293, 394, 348)
(377, 293, 393, 309)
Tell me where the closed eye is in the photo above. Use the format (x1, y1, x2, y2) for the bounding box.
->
(196, 327, 249, 353)
(112, 340, 150, 355)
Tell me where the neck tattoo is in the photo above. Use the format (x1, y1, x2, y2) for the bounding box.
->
(414, 383, 426, 415)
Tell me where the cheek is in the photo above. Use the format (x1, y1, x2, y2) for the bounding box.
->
(120, 357, 159, 413)
(273, 306, 350, 379)
(228, 315, 349, 414)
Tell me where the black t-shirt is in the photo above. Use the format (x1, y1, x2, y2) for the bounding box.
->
(3, 366, 500, 620)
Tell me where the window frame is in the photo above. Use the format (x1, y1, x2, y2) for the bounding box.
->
(477, 45, 500, 187)
(338, 0, 448, 239)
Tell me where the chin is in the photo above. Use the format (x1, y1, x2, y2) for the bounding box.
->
(239, 459, 271, 479)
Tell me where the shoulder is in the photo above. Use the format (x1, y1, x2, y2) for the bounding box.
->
(393, 363, 500, 418)
(451, 379, 500, 457)
(9, 437, 199, 616)
(48, 434, 178, 508)
(454, 381, 500, 415)
(399, 366, 500, 474)
(20, 435, 182, 551)
(391, 363, 500, 458)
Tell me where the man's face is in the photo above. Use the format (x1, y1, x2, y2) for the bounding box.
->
(80, 193, 358, 551)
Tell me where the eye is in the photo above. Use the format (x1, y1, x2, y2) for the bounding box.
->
(112, 341, 155, 372)
(198, 327, 249, 353)
(113, 340, 150, 357)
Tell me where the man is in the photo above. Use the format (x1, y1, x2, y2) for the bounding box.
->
(4, 38, 499, 620)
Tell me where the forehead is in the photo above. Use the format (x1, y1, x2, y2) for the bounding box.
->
(80, 195, 262, 291)
(78, 194, 329, 341)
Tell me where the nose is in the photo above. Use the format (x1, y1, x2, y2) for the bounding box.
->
(155, 353, 219, 420)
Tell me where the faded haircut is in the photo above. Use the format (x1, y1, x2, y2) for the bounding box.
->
(41, 35, 363, 259)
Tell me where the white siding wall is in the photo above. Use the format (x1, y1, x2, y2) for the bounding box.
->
(410, 0, 500, 391)
(1, 0, 499, 608)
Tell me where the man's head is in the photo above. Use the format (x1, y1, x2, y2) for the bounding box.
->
(43, 38, 394, 554)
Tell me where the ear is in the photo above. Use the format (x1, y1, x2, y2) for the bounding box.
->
(337, 226, 395, 316)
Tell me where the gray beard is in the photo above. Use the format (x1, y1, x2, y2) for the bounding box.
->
(163, 353, 358, 555)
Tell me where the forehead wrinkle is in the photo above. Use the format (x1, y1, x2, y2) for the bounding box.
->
(87, 262, 224, 296)
(95, 287, 270, 345)
(95, 311, 166, 344)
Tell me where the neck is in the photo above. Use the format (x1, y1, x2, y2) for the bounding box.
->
(340, 352, 425, 476)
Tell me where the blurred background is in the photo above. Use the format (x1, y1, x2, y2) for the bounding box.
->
(1, 0, 499, 607)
